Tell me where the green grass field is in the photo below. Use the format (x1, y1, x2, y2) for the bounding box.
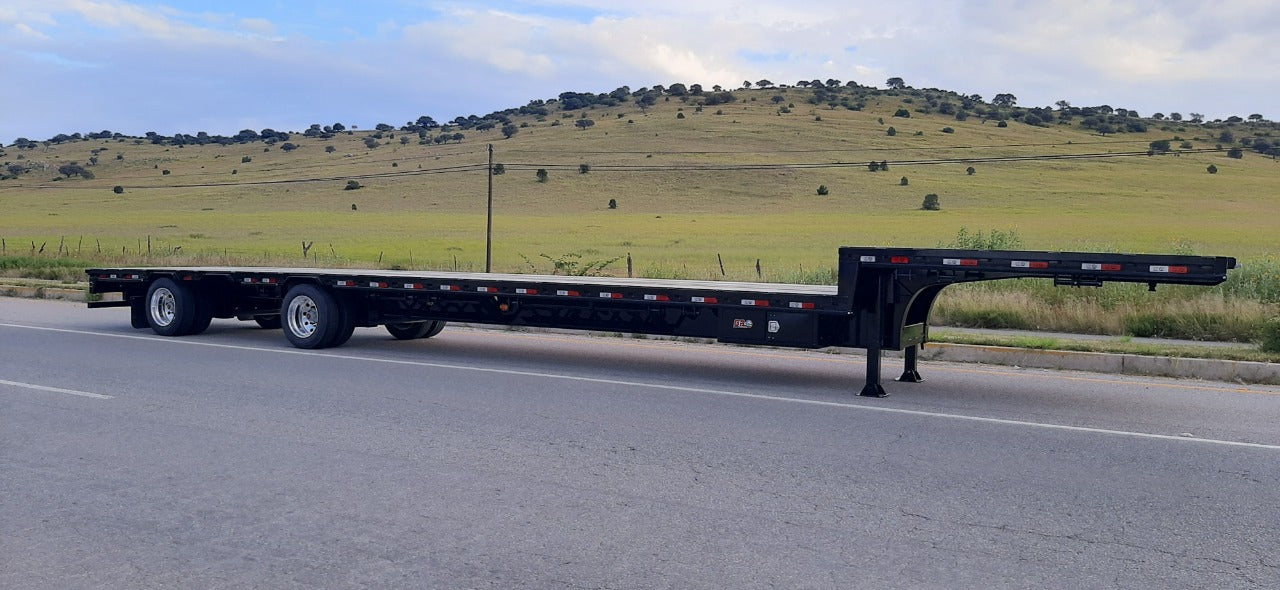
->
(3, 86, 1278, 340)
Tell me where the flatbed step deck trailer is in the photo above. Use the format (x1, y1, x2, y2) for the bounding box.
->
(88, 247, 1235, 397)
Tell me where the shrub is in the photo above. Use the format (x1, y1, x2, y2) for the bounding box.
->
(942, 127, 955, 133)
(344, 180, 362, 190)
(900, 177, 908, 186)
(886, 127, 896, 136)
(579, 164, 590, 174)
(997, 121, 1008, 128)
(492, 163, 505, 175)
(112, 186, 124, 194)
(242, 155, 252, 163)
(677, 112, 685, 119)
(893, 109, 910, 118)
(1262, 318, 1280, 353)
(162, 169, 170, 175)
(536, 169, 548, 183)
(280, 142, 298, 152)
(921, 193, 940, 210)
(1227, 147, 1243, 159)
(608, 199, 617, 209)
(1207, 164, 1218, 174)
(966, 166, 976, 175)
(816, 185, 829, 195)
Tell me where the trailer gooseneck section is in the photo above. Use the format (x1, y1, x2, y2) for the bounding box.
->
(87, 247, 1235, 397)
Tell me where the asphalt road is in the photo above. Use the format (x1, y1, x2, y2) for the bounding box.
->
(2, 298, 1278, 589)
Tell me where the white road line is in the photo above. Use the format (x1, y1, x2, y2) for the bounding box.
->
(2, 321, 1278, 450)
(0, 378, 112, 400)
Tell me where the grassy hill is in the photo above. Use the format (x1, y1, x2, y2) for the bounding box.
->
(3, 86, 1277, 279)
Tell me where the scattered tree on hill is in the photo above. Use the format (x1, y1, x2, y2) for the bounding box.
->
(1227, 147, 1244, 159)
(900, 177, 909, 186)
(280, 142, 298, 152)
(501, 124, 519, 139)
(574, 118, 595, 130)
(1149, 139, 1172, 153)
(363, 137, 379, 149)
(893, 109, 910, 118)
(992, 93, 1018, 107)
(536, 168, 548, 182)
(492, 163, 505, 175)
(816, 185, 829, 195)
(886, 77, 906, 89)
(113, 186, 124, 194)
(756, 79, 774, 88)
(1206, 164, 1218, 174)
(608, 199, 617, 209)
(886, 127, 897, 136)
(344, 180, 362, 190)
(966, 166, 976, 175)
(325, 145, 336, 153)
(921, 193, 940, 210)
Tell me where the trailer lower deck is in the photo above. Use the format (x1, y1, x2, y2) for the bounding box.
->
(88, 247, 1235, 397)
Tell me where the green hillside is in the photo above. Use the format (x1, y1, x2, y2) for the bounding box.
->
(2, 85, 1277, 279)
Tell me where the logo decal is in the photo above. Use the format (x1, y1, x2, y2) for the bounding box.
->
(732, 319, 753, 329)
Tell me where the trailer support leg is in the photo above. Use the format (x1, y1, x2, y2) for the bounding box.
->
(897, 345, 923, 383)
(860, 346, 888, 397)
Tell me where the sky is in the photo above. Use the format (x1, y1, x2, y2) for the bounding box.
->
(2, 0, 1277, 143)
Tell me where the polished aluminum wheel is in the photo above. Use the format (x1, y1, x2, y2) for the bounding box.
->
(149, 287, 176, 327)
(286, 295, 319, 339)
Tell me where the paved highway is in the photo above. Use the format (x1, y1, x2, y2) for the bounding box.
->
(2, 298, 1277, 589)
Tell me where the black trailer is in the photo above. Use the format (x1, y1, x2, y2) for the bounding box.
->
(87, 247, 1235, 397)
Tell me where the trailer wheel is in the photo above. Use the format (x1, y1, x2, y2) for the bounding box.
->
(145, 278, 197, 336)
(385, 320, 445, 340)
(385, 321, 433, 340)
(253, 315, 282, 329)
(281, 284, 344, 349)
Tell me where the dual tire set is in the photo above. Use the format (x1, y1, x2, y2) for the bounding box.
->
(141, 279, 444, 349)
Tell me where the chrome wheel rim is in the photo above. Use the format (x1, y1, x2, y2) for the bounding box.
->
(287, 295, 319, 338)
(150, 288, 176, 327)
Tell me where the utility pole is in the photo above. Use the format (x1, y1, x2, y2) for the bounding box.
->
(486, 143, 493, 272)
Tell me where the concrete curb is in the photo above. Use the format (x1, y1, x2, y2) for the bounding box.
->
(919, 342, 1280, 386)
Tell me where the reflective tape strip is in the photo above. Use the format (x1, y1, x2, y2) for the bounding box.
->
(1082, 263, 1123, 271)
(369, 281, 388, 288)
(1011, 261, 1050, 269)
(515, 288, 538, 295)
(860, 255, 876, 262)
(404, 283, 424, 289)
(477, 287, 497, 293)
(741, 299, 770, 307)
(336, 280, 356, 287)
(789, 302, 816, 309)
(691, 296, 718, 304)
(599, 292, 623, 299)
(890, 256, 911, 264)
(942, 258, 979, 266)
(644, 294, 670, 301)
(1149, 265, 1188, 274)
(439, 285, 460, 291)
(556, 290, 580, 296)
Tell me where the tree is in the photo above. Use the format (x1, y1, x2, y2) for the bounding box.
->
(574, 118, 595, 130)
(1055, 100, 1071, 110)
(608, 199, 617, 209)
(992, 93, 1017, 107)
(1227, 147, 1244, 159)
(756, 79, 774, 88)
(579, 164, 590, 174)
(492, 163, 505, 175)
(344, 180, 362, 190)
(536, 168, 548, 182)
(900, 177, 908, 186)
(58, 162, 88, 178)
(771, 95, 786, 104)
(966, 166, 976, 176)
(885, 77, 906, 89)
(325, 145, 336, 153)
(501, 124, 519, 139)
(667, 83, 688, 96)
(280, 142, 298, 152)
(1189, 113, 1204, 123)
(1207, 164, 1218, 174)
(893, 109, 910, 118)
(1170, 112, 1182, 121)
(1248, 113, 1264, 122)
(6, 164, 22, 176)
(112, 185, 124, 194)
(921, 194, 940, 210)
(886, 127, 897, 136)
(1148, 139, 1171, 153)
(816, 185, 829, 195)
(363, 136, 379, 149)
(1219, 130, 1235, 144)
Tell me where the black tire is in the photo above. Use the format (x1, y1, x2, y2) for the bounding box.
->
(187, 291, 215, 336)
(145, 278, 196, 336)
(385, 320, 444, 340)
(253, 315, 282, 329)
(421, 320, 446, 339)
(386, 321, 433, 340)
(281, 284, 344, 349)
